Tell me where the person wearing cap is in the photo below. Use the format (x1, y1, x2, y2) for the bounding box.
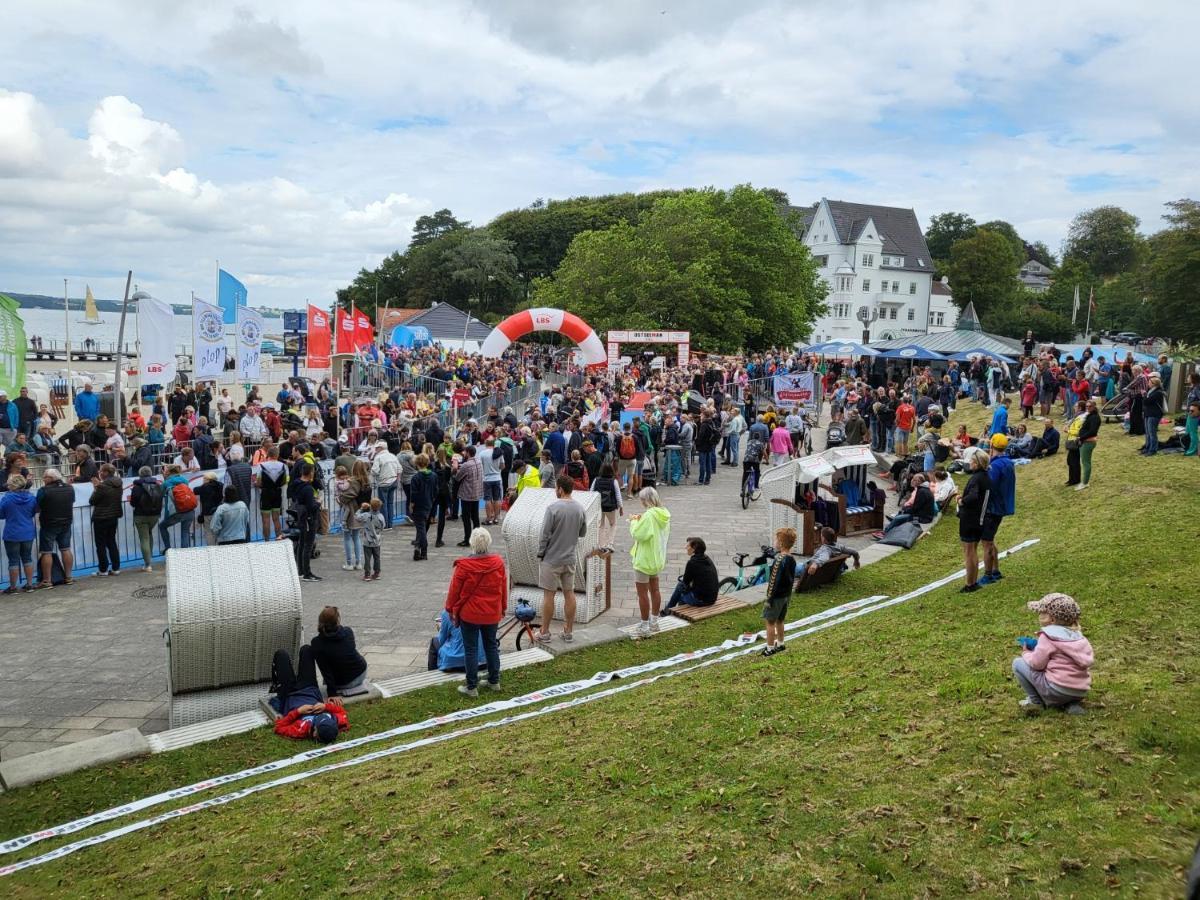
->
(270, 645, 349, 743)
(977, 433, 1016, 586)
(1012, 593, 1093, 714)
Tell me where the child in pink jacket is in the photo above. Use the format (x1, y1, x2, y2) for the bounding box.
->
(1012, 592, 1093, 715)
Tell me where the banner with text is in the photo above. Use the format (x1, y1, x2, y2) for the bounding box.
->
(335, 309, 356, 354)
(0, 294, 27, 399)
(236, 307, 264, 382)
(773, 371, 816, 408)
(192, 298, 226, 381)
(139, 297, 177, 385)
(306, 304, 331, 369)
(353, 307, 374, 349)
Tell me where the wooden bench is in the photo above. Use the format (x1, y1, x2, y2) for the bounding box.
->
(833, 492, 885, 537)
(669, 596, 751, 623)
(794, 553, 849, 593)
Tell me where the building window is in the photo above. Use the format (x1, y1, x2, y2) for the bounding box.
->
(936, 312, 945, 326)
(889, 308, 898, 320)
(909, 282, 916, 294)
(891, 281, 899, 293)
(832, 302, 851, 318)
(814, 255, 828, 267)
(862, 280, 870, 292)
(907, 308, 915, 321)
(862, 253, 874, 267)
(878, 280, 887, 292)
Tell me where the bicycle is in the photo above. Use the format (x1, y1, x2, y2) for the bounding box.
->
(740, 463, 762, 510)
(497, 598, 542, 651)
(717, 545, 777, 594)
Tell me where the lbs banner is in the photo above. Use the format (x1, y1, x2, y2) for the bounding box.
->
(773, 371, 816, 408)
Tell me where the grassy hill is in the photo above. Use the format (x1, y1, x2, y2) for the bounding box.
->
(2, 404, 1197, 896)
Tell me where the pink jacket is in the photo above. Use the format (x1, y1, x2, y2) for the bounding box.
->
(1022, 625, 1093, 692)
(769, 427, 793, 453)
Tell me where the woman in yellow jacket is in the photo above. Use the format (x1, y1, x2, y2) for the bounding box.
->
(629, 487, 671, 637)
(1064, 400, 1086, 487)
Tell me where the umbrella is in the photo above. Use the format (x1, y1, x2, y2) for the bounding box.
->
(945, 348, 1016, 364)
(873, 343, 944, 361)
(803, 340, 879, 357)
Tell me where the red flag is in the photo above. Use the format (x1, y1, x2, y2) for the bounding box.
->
(353, 306, 374, 349)
(335, 308, 357, 354)
(306, 304, 331, 369)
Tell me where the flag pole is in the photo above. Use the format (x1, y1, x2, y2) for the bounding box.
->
(1084, 287, 1093, 337)
(63, 278, 74, 403)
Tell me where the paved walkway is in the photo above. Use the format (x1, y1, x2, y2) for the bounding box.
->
(0, 419, 906, 761)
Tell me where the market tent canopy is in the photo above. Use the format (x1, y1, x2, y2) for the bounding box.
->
(802, 340, 879, 357)
(869, 329, 1020, 358)
(873, 343, 944, 361)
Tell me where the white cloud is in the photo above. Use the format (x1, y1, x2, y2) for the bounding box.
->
(87, 95, 185, 177)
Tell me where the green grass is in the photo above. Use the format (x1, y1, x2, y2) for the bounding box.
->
(3, 405, 1198, 897)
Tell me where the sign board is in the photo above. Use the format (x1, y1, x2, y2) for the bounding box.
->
(283, 310, 307, 333)
(772, 372, 816, 408)
(606, 330, 690, 368)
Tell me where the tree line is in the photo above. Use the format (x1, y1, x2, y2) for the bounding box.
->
(336, 186, 828, 353)
(927, 201, 1199, 345)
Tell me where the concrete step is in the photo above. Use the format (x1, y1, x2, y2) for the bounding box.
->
(147, 711, 270, 754)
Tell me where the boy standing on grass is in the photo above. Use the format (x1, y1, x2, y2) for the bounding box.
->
(760, 527, 797, 657)
(1012, 592, 1093, 715)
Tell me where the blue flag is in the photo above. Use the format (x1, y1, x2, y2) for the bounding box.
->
(217, 269, 247, 325)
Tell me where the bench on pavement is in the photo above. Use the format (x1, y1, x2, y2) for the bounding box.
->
(668, 596, 750, 623)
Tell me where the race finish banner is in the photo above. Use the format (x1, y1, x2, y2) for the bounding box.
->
(773, 371, 816, 408)
(192, 298, 226, 381)
(138, 296, 176, 385)
(236, 307, 264, 382)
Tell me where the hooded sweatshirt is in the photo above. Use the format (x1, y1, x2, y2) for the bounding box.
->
(1022, 624, 1094, 694)
(445, 552, 507, 626)
(310, 625, 368, 694)
(629, 505, 671, 575)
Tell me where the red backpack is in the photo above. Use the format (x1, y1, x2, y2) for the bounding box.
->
(618, 434, 637, 459)
(171, 482, 198, 513)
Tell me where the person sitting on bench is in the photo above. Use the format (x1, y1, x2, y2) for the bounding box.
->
(309, 605, 368, 697)
(663, 536, 719, 612)
(271, 645, 348, 743)
(807, 526, 861, 575)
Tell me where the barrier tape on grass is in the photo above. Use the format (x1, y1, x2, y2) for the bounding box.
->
(1, 539, 1038, 875)
(0, 593, 894, 856)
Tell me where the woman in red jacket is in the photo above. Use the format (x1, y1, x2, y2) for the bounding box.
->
(446, 527, 508, 698)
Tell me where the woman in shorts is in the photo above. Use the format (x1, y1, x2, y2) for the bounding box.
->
(957, 448, 992, 594)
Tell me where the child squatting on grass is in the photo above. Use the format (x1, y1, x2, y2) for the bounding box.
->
(760, 527, 798, 657)
(1012, 592, 1094, 715)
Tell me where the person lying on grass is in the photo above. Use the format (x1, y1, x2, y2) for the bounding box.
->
(271, 646, 349, 743)
(1012, 592, 1093, 716)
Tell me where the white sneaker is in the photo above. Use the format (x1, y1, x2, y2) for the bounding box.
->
(648, 615, 660, 632)
(143, 566, 152, 573)
(635, 620, 651, 637)
(341, 564, 355, 571)
(1075, 483, 1088, 491)
(353, 563, 361, 570)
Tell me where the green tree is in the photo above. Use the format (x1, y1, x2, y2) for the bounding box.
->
(534, 186, 825, 353)
(445, 230, 519, 316)
(985, 296, 1075, 344)
(946, 229, 1019, 318)
(410, 208, 469, 248)
(336, 250, 407, 316)
(1142, 199, 1200, 343)
(1026, 240, 1057, 268)
(1095, 271, 1149, 335)
(978, 220, 1027, 264)
(1063, 206, 1142, 277)
(924, 212, 977, 263)
(1041, 257, 1097, 322)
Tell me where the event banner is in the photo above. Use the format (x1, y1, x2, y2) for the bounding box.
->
(138, 296, 177, 385)
(217, 268, 247, 325)
(0, 293, 28, 398)
(192, 297, 226, 381)
(335, 309, 356, 354)
(306, 304, 331, 369)
(353, 306, 373, 349)
(236, 306, 264, 382)
(773, 371, 816, 407)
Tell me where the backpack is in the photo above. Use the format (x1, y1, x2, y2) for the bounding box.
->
(744, 438, 765, 464)
(618, 434, 637, 459)
(171, 482, 198, 513)
(137, 482, 165, 516)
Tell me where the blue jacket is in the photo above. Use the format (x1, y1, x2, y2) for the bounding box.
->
(74, 390, 101, 422)
(544, 430, 566, 466)
(0, 489, 38, 541)
(986, 455, 1016, 517)
(434, 610, 485, 671)
(990, 405, 1008, 437)
(0, 401, 17, 431)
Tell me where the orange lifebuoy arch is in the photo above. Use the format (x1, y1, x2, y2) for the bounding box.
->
(480, 308, 607, 366)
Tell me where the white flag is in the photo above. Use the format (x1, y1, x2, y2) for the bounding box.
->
(139, 296, 177, 386)
(192, 297, 227, 380)
(237, 306, 264, 382)
(1071, 285, 1080, 324)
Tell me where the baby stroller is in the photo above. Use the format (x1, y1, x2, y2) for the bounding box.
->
(1100, 393, 1130, 424)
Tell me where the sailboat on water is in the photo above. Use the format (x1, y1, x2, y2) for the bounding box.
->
(78, 285, 103, 325)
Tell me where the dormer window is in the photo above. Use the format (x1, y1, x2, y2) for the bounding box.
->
(862, 253, 874, 267)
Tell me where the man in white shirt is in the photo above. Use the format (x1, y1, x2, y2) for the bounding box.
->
(724, 408, 746, 465)
(239, 406, 268, 442)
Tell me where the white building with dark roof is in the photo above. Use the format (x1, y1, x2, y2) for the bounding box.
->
(795, 198, 954, 342)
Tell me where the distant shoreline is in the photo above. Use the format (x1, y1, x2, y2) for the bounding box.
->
(5, 291, 284, 318)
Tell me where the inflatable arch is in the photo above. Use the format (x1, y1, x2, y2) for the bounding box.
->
(480, 307, 607, 366)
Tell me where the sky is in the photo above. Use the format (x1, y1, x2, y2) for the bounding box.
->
(1, 0, 1196, 309)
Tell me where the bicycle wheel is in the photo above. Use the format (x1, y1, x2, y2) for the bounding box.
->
(740, 473, 750, 509)
(515, 623, 535, 651)
(718, 576, 739, 595)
